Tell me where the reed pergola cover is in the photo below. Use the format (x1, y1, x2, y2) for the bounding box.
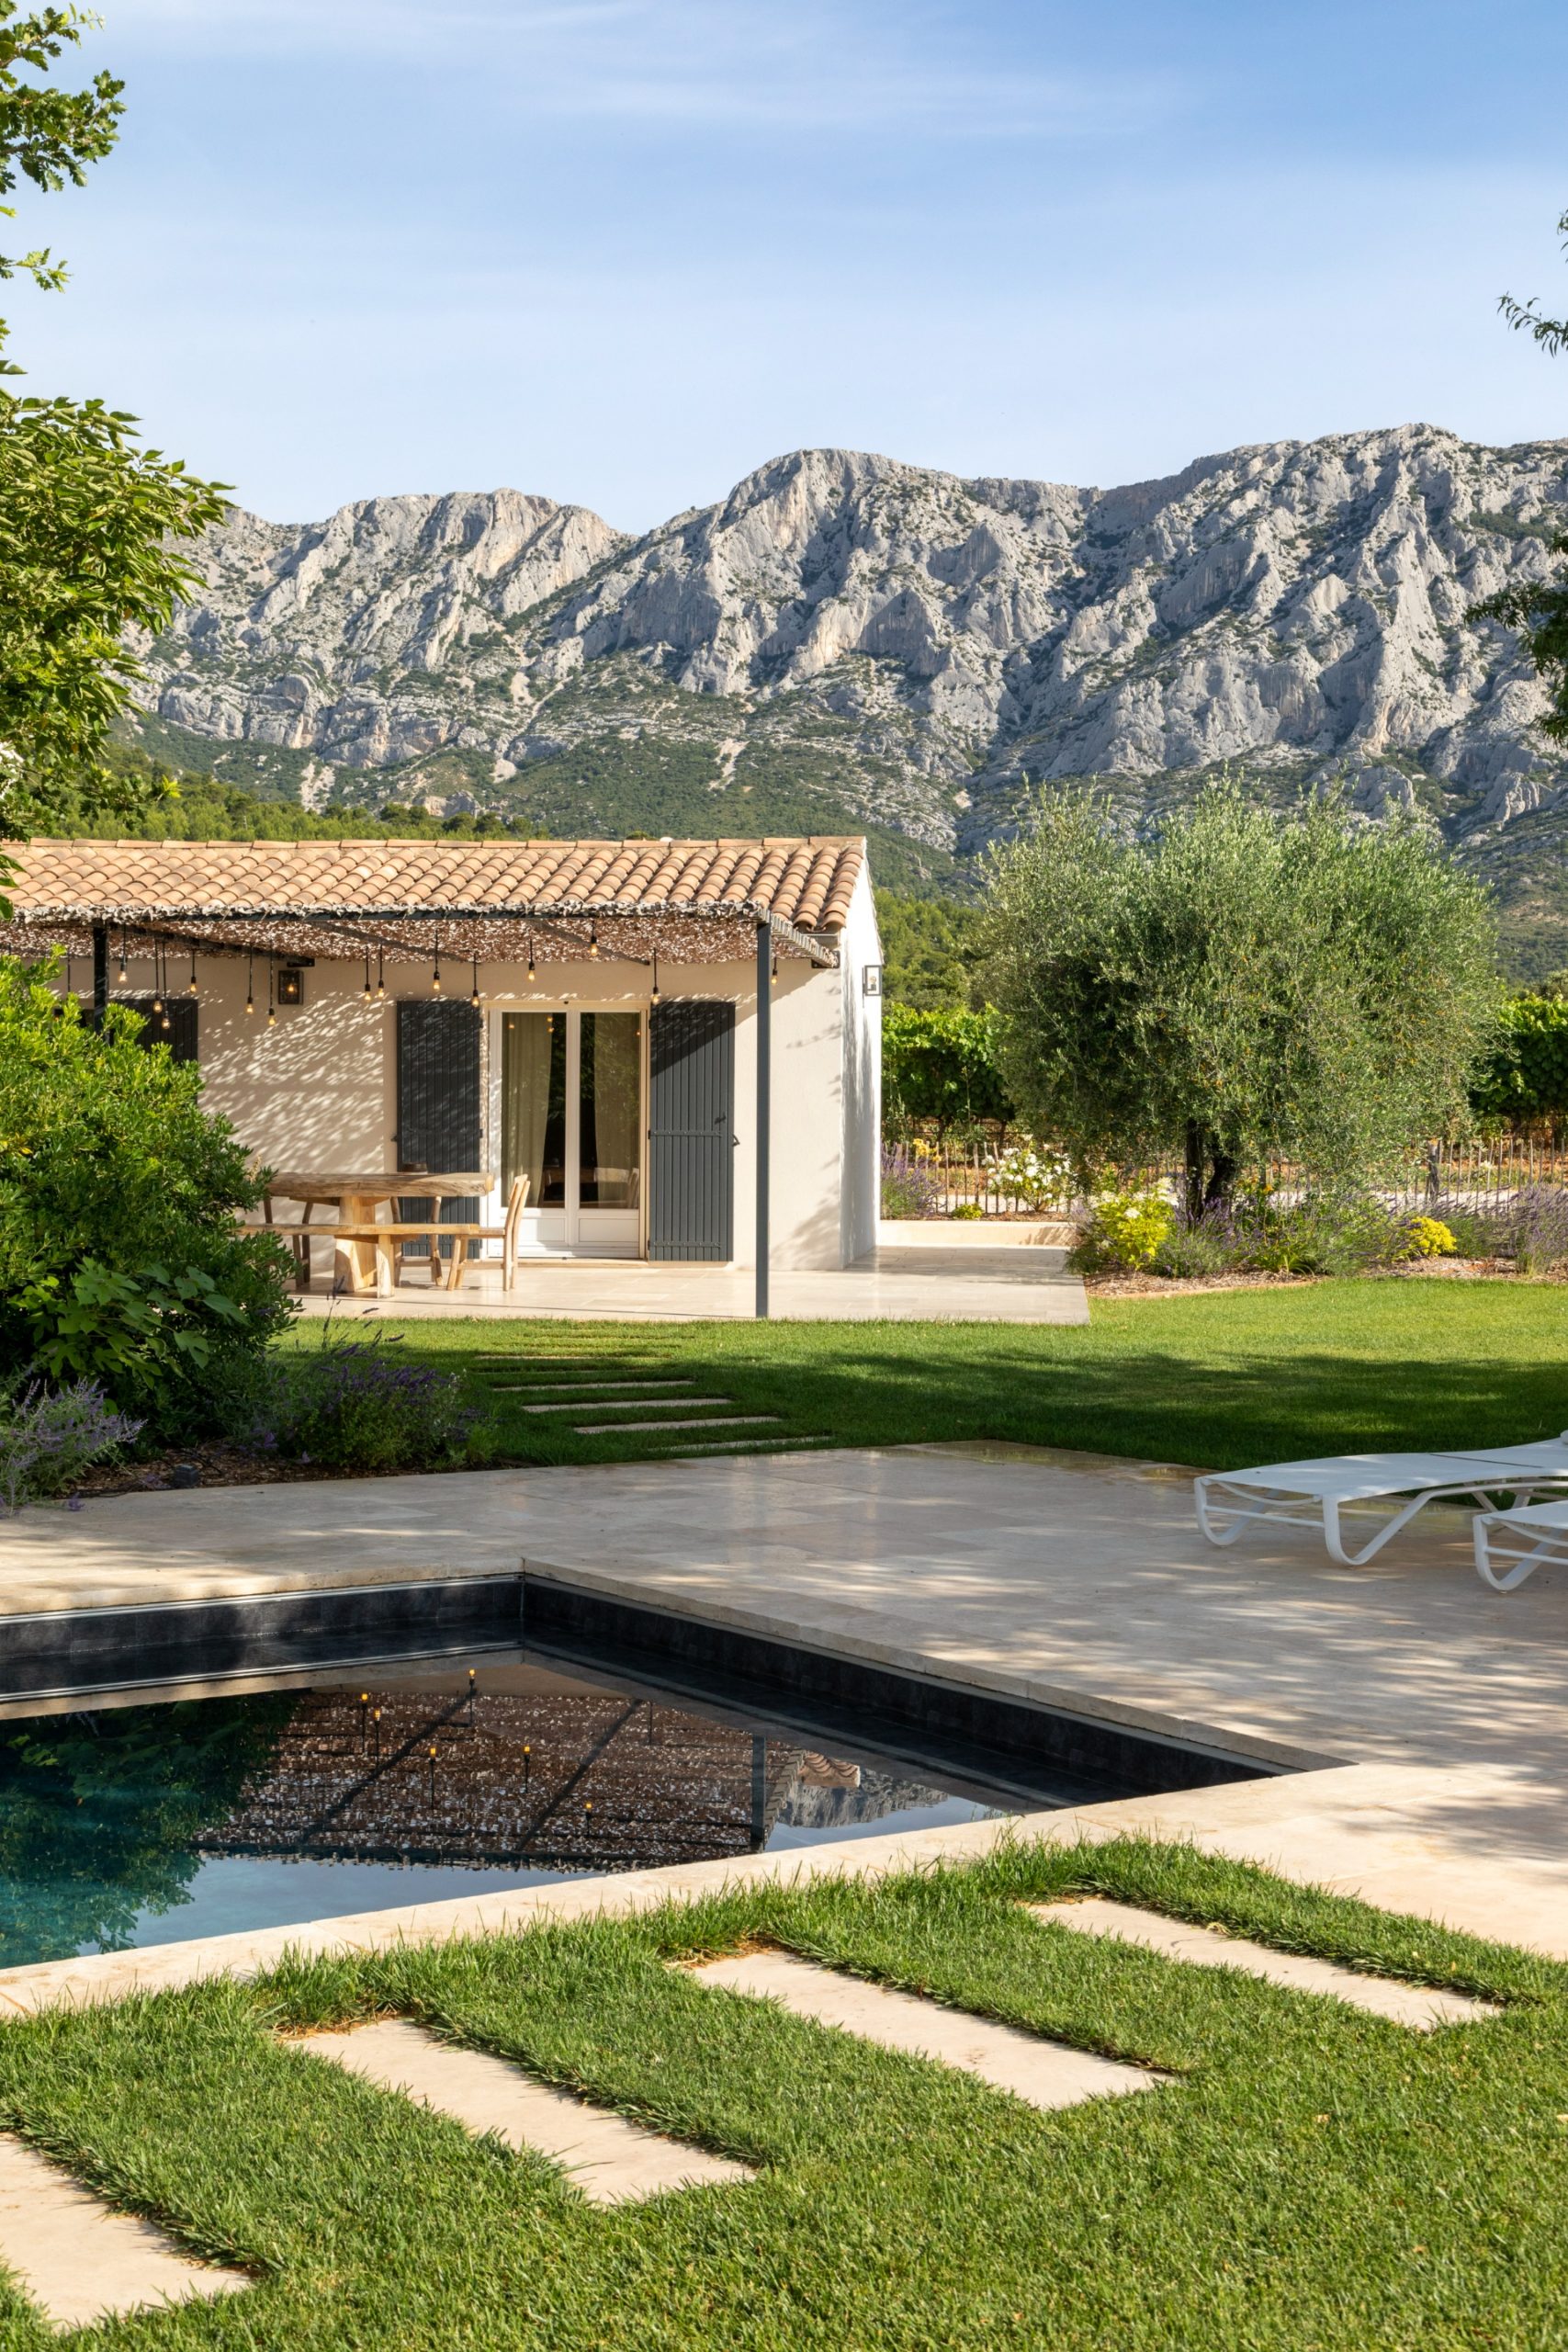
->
(1, 835, 863, 967)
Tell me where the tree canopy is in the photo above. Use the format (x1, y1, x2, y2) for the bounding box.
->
(1468, 204, 1568, 741)
(979, 783, 1500, 1205)
(0, 6, 226, 848)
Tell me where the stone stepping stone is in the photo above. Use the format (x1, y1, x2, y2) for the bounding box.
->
(576, 1413, 781, 1435)
(492, 1379, 696, 1395)
(0, 2134, 247, 2334)
(299, 2020, 752, 2204)
(526, 1394, 731, 1417)
(1031, 1899, 1495, 2029)
(690, 1951, 1160, 2110)
(658, 1436, 836, 1457)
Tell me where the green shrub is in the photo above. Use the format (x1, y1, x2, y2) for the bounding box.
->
(1069, 1189, 1174, 1272)
(1470, 992, 1568, 1121)
(1247, 1193, 1396, 1277)
(231, 1329, 485, 1474)
(0, 962, 294, 1434)
(882, 1004, 1012, 1133)
(950, 1201, 985, 1221)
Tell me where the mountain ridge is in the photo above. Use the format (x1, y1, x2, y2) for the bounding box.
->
(125, 425, 1568, 967)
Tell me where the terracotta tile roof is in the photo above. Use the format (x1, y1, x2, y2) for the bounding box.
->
(6, 835, 867, 933)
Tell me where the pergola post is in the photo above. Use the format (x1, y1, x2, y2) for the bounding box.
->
(755, 916, 771, 1320)
(91, 923, 107, 1029)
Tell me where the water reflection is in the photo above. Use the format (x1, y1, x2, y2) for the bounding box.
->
(0, 1660, 1010, 1967)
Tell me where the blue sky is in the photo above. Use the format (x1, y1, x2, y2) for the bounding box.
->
(6, 0, 1567, 528)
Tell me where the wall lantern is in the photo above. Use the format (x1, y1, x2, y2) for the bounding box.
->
(863, 963, 883, 997)
(277, 967, 305, 1007)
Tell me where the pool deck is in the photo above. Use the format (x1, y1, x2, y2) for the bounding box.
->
(4, 1441, 1568, 1996)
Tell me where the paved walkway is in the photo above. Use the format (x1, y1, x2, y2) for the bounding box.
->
(288, 1245, 1090, 1324)
(6, 1442, 1568, 1968)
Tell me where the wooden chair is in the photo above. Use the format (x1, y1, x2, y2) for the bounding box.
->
(446, 1174, 532, 1294)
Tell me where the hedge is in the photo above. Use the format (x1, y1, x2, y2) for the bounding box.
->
(882, 1005, 1013, 1130)
(1470, 994, 1568, 1122)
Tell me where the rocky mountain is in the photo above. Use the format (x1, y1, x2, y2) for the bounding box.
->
(127, 426, 1568, 965)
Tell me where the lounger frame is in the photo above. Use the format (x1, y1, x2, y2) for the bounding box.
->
(1472, 1506, 1568, 1593)
(1196, 1467, 1568, 1568)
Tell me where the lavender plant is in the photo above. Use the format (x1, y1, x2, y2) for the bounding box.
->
(237, 1327, 482, 1474)
(1506, 1185, 1568, 1275)
(1152, 1201, 1252, 1279)
(0, 1378, 143, 1514)
(880, 1145, 943, 1220)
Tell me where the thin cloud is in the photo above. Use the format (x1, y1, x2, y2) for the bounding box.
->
(98, 0, 1177, 140)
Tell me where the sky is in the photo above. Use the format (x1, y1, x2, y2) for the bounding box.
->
(5, 0, 1567, 530)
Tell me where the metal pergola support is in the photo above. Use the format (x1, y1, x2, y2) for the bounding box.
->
(755, 917, 771, 1320)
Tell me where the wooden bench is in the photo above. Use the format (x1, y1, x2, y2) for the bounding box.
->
(243, 1218, 487, 1294)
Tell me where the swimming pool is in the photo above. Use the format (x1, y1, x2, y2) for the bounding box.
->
(0, 1649, 1058, 1968)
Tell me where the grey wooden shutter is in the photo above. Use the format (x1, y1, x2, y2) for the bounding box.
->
(647, 1001, 734, 1261)
(396, 1001, 482, 1260)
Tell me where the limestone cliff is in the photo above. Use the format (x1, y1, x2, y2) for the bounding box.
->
(129, 426, 1568, 945)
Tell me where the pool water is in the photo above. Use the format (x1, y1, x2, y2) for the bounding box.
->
(0, 1654, 1038, 1968)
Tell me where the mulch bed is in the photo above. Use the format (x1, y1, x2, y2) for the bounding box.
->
(68, 1440, 342, 1500)
(1085, 1258, 1525, 1298)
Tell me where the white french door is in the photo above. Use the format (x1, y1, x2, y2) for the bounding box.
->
(491, 1008, 643, 1256)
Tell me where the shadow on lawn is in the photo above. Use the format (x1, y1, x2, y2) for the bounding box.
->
(733, 1339, 1568, 1474)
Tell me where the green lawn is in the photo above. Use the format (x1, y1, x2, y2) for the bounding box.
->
(1, 1838, 1562, 2348)
(293, 1280, 1568, 1473)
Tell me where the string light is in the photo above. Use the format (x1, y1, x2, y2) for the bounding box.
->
(187, 947, 199, 996)
(363, 952, 373, 1002)
(649, 951, 660, 1007)
(116, 929, 128, 984)
(469, 957, 480, 1008)
(245, 951, 254, 1016)
(526, 932, 536, 983)
(376, 948, 385, 1000)
(64, 952, 73, 1002)
(588, 923, 599, 959)
(771, 953, 779, 989)
(431, 945, 442, 996)
(266, 955, 276, 1027)
(151, 939, 164, 1015)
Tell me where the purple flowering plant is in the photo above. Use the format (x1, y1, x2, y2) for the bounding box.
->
(0, 1377, 143, 1514)
(240, 1321, 483, 1474)
(880, 1145, 943, 1220)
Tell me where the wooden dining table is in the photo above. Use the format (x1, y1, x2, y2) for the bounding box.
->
(264, 1171, 491, 1295)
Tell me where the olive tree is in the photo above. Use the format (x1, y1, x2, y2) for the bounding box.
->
(979, 783, 1500, 1209)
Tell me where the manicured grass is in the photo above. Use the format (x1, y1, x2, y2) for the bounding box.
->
(291, 1280, 1568, 1472)
(0, 1838, 1562, 2348)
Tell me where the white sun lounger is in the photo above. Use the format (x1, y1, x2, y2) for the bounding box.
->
(1472, 1498, 1568, 1592)
(1195, 1437, 1568, 1568)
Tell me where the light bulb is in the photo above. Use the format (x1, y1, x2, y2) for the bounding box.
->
(245, 995, 254, 1015)
(267, 1005, 276, 1027)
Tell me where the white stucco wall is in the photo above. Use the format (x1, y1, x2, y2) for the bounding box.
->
(838, 865, 884, 1265)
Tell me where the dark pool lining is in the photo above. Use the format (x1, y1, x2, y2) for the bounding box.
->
(518, 1574, 1332, 1803)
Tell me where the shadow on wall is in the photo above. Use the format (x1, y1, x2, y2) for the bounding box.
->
(199, 989, 391, 1171)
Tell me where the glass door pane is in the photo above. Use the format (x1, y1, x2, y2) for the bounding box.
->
(502, 1012, 567, 1206)
(579, 1012, 641, 1209)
